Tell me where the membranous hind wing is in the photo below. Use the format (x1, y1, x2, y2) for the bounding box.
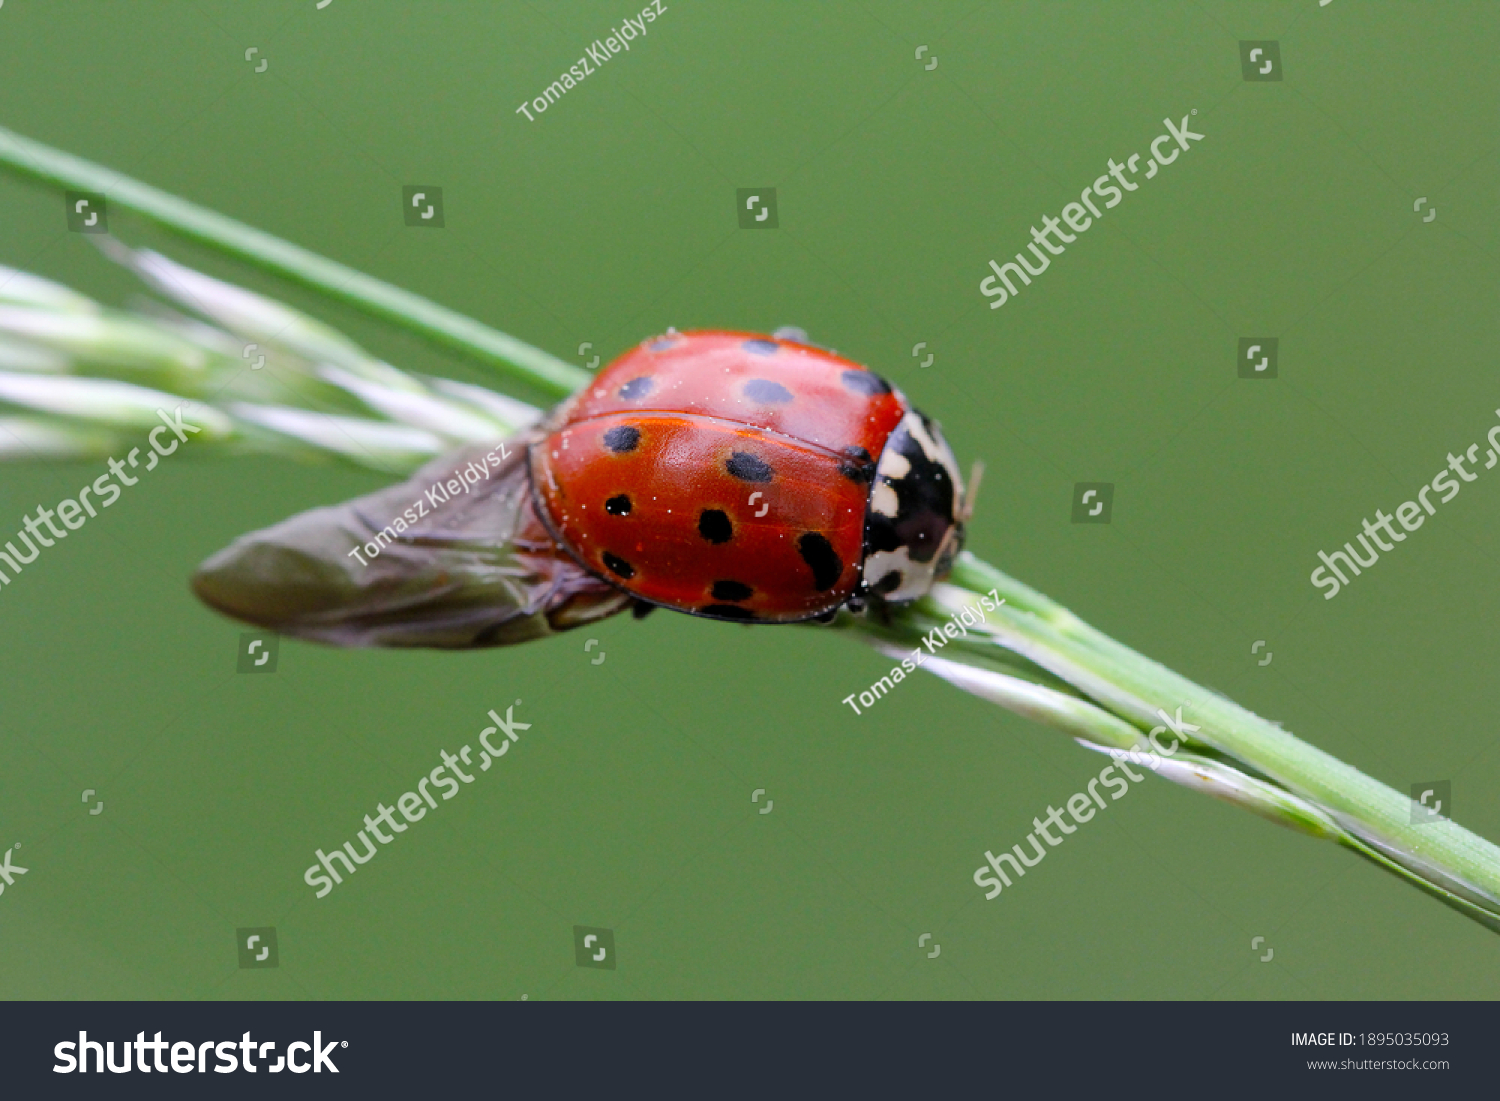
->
(192, 434, 632, 648)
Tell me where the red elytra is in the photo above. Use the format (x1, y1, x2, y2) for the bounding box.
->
(529, 330, 909, 623)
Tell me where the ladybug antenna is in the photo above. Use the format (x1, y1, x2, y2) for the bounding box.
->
(958, 459, 984, 524)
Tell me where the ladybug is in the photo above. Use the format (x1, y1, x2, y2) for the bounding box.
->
(192, 329, 978, 648)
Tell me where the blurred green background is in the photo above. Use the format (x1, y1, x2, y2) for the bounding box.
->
(2, 0, 1497, 1000)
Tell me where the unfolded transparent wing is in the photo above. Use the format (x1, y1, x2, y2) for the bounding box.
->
(191, 433, 632, 648)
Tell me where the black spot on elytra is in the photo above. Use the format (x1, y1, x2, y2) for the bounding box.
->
(602, 552, 635, 579)
(742, 339, 778, 355)
(840, 369, 891, 396)
(698, 509, 733, 544)
(711, 579, 754, 602)
(839, 445, 875, 484)
(725, 451, 773, 483)
(701, 604, 757, 620)
(617, 377, 654, 400)
(605, 494, 632, 516)
(797, 533, 843, 591)
(603, 425, 640, 453)
(744, 378, 793, 404)
(863, 415, 956, 565)
(874, 570, 903, 595)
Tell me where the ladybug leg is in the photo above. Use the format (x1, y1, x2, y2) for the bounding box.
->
(852, 594, 895, 627)
(772, 326, 838, 354)
(631, 599, 656, 620)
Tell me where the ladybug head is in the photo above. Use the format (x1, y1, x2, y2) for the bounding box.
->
(859, 411, 972, 605)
